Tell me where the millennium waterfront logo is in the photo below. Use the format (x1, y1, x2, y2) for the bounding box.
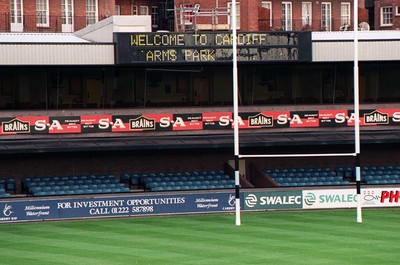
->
(248, 113, 273, 127)
(304, 193, 316, 206)
(364, 110, 389, 125)
(3, 204, 13, 217)
(2, 118, 30, 133)
(228, 194, 236, 206)
(245, 194, 258, 208)
(129, 116, 156, 130)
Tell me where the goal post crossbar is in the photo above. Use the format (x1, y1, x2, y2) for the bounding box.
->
(238, 153, 357, 159)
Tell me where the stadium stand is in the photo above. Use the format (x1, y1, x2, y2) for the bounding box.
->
(360, 165, 400, 185)
(265, 167, 350, 187)
(128, 170, 235, 191)
(4, 164, 400, 198)
(23, 175, 130, 197)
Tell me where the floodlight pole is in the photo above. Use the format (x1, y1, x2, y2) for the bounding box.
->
(231, 0, 241, 226)
(353, 0, 362, 223)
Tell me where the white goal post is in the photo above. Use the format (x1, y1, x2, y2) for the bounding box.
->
(231, 0, 362, 225)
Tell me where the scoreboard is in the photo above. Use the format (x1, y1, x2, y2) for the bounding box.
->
(115, 31, 312, 64)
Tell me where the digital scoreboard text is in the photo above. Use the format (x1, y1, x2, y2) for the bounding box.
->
(115, 31, 312, 64)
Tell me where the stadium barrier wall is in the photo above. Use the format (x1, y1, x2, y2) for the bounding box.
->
(1, 187, 399, 223)
(243, 187, 400, 211)
(0, 192, 236, 223)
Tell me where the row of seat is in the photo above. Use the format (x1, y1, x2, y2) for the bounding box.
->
(265, 167, 350, 187)
(268, 171, 338, 178)
(363, 173, 400, 185)
(25, 178, 120, 189)
(123, 170, 234, 192)
(279, 181, 349, 187)
(362, 170, 400, 175)
(31, 186, 130, 197)
(151, 183, 233, 192)
(364, 174, 400, 180)
(266, 167, 332, 173)
(142, 174, 230, 185)
(360, 165, 400, 171)
(146, 179, 235, 191)
(268, 165, 400, 186)
(336, 166, 400, 177)
(120, 170, 232, 191)
(23, 174, 116, 183)
(121, 170, 226, 184)
(366, 179, 400, 185)
(23, 174, 130, 197)
(336, 165, 400, 184)
(128, 170, 225, 178)
(30, 183, 129, 193)
(273, 176, 346, 183)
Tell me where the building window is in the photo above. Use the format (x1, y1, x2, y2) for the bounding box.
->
(227, 2, 240, 29)
(321, 2, 331, 31)
(282, 2, 292, 31)
(261, 1, 272, 27)
(10, 0, 23, 24)
(36, 0, 49, 27)
(302, 2, 312, 27)
(340, 2, 351, 28)
(86, 0, 98, 26)
(381, 6, 393, 26)
(61, 0, 74, 32)
(140, 6, 149, 15)
(115, 5, 120, 15)
(62, 0, 73, 25)
(152, 6, 159, 29)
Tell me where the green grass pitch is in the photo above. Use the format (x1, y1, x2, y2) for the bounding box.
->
(0, 209, 399, 265)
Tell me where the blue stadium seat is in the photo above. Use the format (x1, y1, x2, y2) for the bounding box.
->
(34, 191, 46, 197)
(82, 189, 93, 194)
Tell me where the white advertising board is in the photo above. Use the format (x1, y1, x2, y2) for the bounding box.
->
(303, 187, 400, 209)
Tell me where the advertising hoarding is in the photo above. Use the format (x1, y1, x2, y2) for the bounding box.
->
(0, 108, 399, 136)
(0, 192, 236, 223)
(303, 188, 400, 209)
(1, 187, 399, 223)
(243, 190, 303, 210)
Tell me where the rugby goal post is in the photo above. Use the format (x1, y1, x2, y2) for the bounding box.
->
(231, 0, 362, 226)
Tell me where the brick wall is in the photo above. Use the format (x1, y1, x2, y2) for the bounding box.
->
(375, 0, 400, 30)
(0, 0, 375, 32)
